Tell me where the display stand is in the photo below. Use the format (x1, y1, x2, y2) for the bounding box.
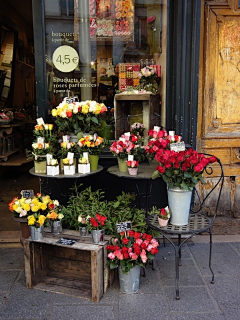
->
(23, 229, 114, 302)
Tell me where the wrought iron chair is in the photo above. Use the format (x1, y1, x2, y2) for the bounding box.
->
(146, 154, 224, 300)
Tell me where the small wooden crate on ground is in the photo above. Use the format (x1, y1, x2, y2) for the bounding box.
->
(23, 229, 114, 302)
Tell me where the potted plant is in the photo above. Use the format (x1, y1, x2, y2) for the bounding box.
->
(138, 66, 158, 94)
(127, 160, 139, 176)
(77, 134, 104, 171)
(149, 206, 170, 227)
(46, 201, 64, 235)
(106, 230, 159, 293)
(78, 155, 90, 174)
(87, 213, 107, 244)
(51, 99, 108, 138)
(78, 214, 91, 236)
(46, 158, 59, 176)
(58, 141, 77, 172)
(27, 213, 46, 241)
(62, 157, 75, 175)
(152, 148, 217, 225)
(30, 141, 50, 173)
(130, 122, 145, 137)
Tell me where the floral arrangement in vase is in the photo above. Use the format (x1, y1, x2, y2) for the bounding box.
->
(30, 141, 49, 162)
(51, 99, 108, 135)
(78, 214, 91, 227)
(33, 123, 54, 138)
(32, 124, 58, 155)
(8, 193, 55, 218)
(150, 206, 171, 227)
(58, 141, 77, 159)
(130, 122, 145, 137)
(138, 66, 158, 93)
(46, 210, 64, 221)
(106, 230, 159, 273)
(127, 160, 139, 176)
(152, 148, 217, 190)
(77, 134, 104, 156)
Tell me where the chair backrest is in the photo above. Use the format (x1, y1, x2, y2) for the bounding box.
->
(191, 154, 224, 223)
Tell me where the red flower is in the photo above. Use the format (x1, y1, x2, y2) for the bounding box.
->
(90, 217, 99, 227)
(209, 156, 217, 163)
(128, 230, 135, 237)
(66, 111, 72, 118)
(123, 252, 129, 259)
(122, 238, 129, 245)
(151, 247, 158, 255)
(160, 208, 166, 216)
(134, 246, 141, 255)
(194, 164, 204, 172)
(157, 165, 165, 174)
(134, 232, 141, 239)
(141, 243, 147, 249)
(122, 247, 128, 253)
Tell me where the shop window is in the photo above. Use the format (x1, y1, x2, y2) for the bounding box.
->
(44, 0, 167, 132)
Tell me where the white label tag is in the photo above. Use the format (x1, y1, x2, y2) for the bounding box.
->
(62, 135, 69, 143)
(36, 117, 45, 125)
(46, 153, 53, 165)
(128, 155, 134, 161)
(153, 126, 160, 133)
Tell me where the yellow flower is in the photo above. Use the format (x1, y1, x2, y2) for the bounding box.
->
(31, 205, 39, 212)
(62, 158, 69, 165)
(28, 215, 36, 226)
(42, 195, 50, 204)
(52, 109, 57, 117)
(81, 104, 89, 114)
(38, 215, 46, 226)
(86, 141, 91, 147)
(23, 204, 30, 211)
(41, 203, 47, 211)
(93, 105, 101, 115)
(48, 124, 53, 130)
(19, 198, 26, 205)
(61, 142, 67, 148)
(13, 204, 19, 211)
(32, 198, 39, 205)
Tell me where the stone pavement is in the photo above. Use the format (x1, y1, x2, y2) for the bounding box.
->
(0, 238, 240, 320)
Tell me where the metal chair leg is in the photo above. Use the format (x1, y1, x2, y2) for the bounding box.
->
(175, 253, 180, 300)
(209, 230, 214, 284)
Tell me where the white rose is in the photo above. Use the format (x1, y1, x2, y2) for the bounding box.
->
(25, 199, 32, 204)
(78, 215, 82, 223)
(53, 200, 59, 206)
(44, 124, 49, 130)
(73, 106, 78, 114)
(60, 110, 67, 118)
(58, 213, 64, 220)
(89, 101, 96, 112)
(32, 143, 38, 149)
(68, 103, 74, 110)
(16, 206, 22, 213)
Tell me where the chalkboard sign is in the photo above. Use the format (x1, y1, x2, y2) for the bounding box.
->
(65, 96, 79, 104)
(21, 190, 34, 198)
(116, 221, 132, 233)
(56, 238, 79, 246)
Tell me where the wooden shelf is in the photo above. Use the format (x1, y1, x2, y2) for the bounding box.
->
(0, 148, 20, 159)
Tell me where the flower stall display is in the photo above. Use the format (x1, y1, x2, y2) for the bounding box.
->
(46, 158, 59, 176)
(106, 230, 159, 293)
(78, 214, 91, 236)
(127, 160, 139, 176)
(130, 122, 145, 137)
(77, 134, 104, 171)
(138, 66, 158, 93)
(88, 213, 107, 244)
(27, 213, 46, 241)
(78, 152, 90, 174)
(152, 148, 217, 225)
(51, 99, 108, 136)
(58, 140, 77, 172)
(62, 154, 76, 175)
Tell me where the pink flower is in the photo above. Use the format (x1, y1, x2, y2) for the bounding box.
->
(114, 238, 118, 243)
(143, 240, 149, 247)
(150, 239, 159, 248)
(20, 209, 27, 217)
(128, 247, 132, 253)
(140, 250, 148, 263)
(135, 238, 143, 246)
(131, 253, 138, 260)
(108, 252, 115, 260)
(146, 244, 154, 252)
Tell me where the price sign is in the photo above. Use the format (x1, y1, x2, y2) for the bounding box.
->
(170, 141, 186, 152)
(116, 221, 132, 233)
(52, 45, 79, 73)
(65, 96, 79, 104)
(56, 238, 79, 246)
(21, 190, 34, 198)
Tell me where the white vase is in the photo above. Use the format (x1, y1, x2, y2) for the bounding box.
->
(168, 186, 193, 226)
(158, 217, 169, 227)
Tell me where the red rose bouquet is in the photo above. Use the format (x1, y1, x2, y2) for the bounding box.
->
(127, 160, 139, 168)
(152, 148, 217, 190)
(88, 213, 107, 231)
(106, 230, 159, 273)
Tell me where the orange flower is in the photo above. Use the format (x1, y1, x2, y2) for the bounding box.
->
(47, 210, 58, 220)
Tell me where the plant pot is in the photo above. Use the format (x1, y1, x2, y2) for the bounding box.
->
(50, 220, 62, 235)
(117, 157, 128, 172)
(79, 226, 89, 237)
(60, 158, 77, 173)
(119, 265, 141, 293)
(11, 216, 31, 244)
(158, 217, 169, 227)
(92, 229, 104, 244)
(29, 225, 44, 241)
(168, 186, 193, 226)
(34, 161, 46, 173)
(89, 154, 99, 171)
(128, 167, 138, 176)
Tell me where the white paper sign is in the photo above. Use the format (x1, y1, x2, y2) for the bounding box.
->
(37, 117, 45, 125)
(46, 153, 53, 165)
(119, 138, 126, 143)
(83, 152, 89, 162)
(128, 155, 134, 161)
(62, 135, 69, 143)
(37, 137, 45, 145)
(170, 141, 186, 152)
(67, 152, 74, 164)
(153, 126, 160, 133)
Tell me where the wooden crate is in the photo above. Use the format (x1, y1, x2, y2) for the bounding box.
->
(23, 230, 114, 302)
(114, 93, 161, 144)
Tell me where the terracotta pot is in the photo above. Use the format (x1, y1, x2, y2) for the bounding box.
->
(11, 216, 30, 245)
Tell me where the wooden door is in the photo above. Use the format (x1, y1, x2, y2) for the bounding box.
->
(198, 0, 240, 226)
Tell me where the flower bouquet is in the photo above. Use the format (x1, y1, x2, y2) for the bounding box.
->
(106, 230, 159, 274)
(138, 66, 158, 93)
(78, 214, 91, 236)
(58, 141, 77, 172)
(33, 124, 58, 154)
(51, 99, 108, 135)
(47, 204, 64, 235)
(152, 148, 217, 190)
(130, 122, 145, 137)
(127, 160, 139, 176)
(88, 213, 108, 243)
(150, 206, 171, 227)
(27, 213, 46, 228)
(78, 135, 104, 171)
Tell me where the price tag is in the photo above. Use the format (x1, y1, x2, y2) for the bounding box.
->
(56, 238, 79, 246)
(170, 141, 185, 152)
(65, 96, 79, 104)
(36, 117, 45, 125)
(21, 190, 34, 198)
(116, 221, 132, 233)
(128, 155, 134, 161)
(52, 45, 79, 73)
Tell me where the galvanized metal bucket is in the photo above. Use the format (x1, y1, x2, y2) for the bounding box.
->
(119, 265, 141, 293)
(29, 225, 44, 241)
(51, 221, 62, 235)
(168, 186, 193, 226)
(92, 229, 104, 244)
(79, 226, 89, 237)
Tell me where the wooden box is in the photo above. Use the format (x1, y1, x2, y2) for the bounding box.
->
(114, 93, 161, 144)
(23, 230, 113, 302)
